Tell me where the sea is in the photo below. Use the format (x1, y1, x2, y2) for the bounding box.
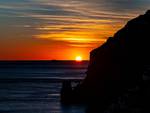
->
(0, 61, 89, 113)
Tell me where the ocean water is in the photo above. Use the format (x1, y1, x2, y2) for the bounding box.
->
(0, 61, 88, 113)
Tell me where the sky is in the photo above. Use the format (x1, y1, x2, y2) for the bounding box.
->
(0, 0, 150, 60)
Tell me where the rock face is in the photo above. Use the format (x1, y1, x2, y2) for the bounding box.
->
(61, 10, 150, 108)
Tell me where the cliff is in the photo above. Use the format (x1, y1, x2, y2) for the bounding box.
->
(61, 10, 150, 111)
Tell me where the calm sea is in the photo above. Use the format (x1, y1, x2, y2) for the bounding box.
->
(0, 61, 88, 113)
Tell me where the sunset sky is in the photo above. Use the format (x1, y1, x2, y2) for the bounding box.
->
(0, 0, 150, 60)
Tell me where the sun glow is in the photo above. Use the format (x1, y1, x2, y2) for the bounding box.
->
(75, 56, 82, 62)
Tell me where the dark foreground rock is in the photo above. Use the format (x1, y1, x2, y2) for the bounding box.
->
(61, 10, 150, 112)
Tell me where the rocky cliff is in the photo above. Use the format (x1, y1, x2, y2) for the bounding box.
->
(61, 10, 150, 111)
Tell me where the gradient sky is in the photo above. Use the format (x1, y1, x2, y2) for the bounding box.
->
(0, 0, 150, 60)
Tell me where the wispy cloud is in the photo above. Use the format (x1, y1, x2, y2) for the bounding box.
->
(0, 0, 150, 51)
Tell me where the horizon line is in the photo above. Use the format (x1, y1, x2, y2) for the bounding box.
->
(0, 60, 89, 62)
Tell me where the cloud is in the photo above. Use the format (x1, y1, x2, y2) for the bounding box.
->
(0, 0, 150, 47)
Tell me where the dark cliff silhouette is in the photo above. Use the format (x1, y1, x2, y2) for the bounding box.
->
(61, 10, 150, 112)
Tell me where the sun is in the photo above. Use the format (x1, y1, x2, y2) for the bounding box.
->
(75, 56, 82, 62)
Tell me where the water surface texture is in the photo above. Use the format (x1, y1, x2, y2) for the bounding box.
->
(0, 61, 88, 113)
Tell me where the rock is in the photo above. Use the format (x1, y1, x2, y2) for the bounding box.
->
(61, 10, 150, 110)
(61, 80, 73, 104)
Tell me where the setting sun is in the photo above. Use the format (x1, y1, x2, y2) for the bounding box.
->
(75, 56, 82, 62)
